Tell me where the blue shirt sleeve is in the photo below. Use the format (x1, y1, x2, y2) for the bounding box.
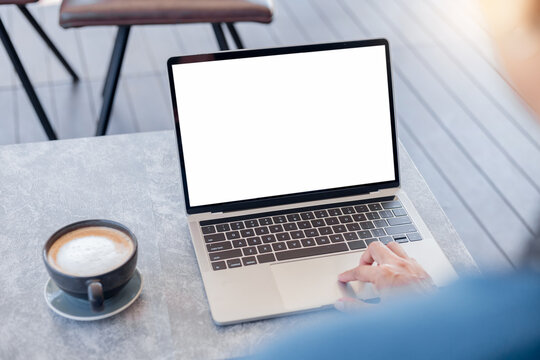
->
(252, 271, 540, 360)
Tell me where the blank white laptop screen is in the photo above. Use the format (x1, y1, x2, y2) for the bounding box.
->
(172, 45, 395, 207)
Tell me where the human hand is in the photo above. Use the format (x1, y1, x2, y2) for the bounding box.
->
(338, 241, 434, 293)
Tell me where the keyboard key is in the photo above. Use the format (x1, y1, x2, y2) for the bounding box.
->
(346, 223, 361, 231)
(273, 216, 287, 223)
(300, 212, 315, 220)
(255, 227, 270, 235)
(360, 221, 375, 230)
(209, 249, 242, 262)
(261, 235, 277, 243)
(243, 247, 258, 256)
(257, 253, 276, 264)
(269, 225, 284, 233)
(257, 244, 272, 253)
(344, 232, 359, 241)
(379, 210, 394, 219)
(245, 220, 259, 228)
(216, 224, 230, 232)
(371, 228, 386, 237)
(325, 217, 339, 225)
(357, 230, 372, 239)
(247, 237, 262, 246)
(304, 229, 318, 237)
(365, 238, 379, 245)
(297, 221, 311, 229)
(276, 232, 291, 241)
(315, 236, 330, 245)
(242, 257, 257, 266)
(354, 205, 369, 213)
(287, 240, 301, 249)
(339, 215, 353, 223)
(314, 210, 329, 218)
(332, 224, 347, 233)
(207, 241, 232, 252)
(368, 204, 383, 211)
(240, 229, 255, 237)
(407, 232, 422, 241)
(380, 236, 394, 245)
(328, 208, 342, 216)
(283, 223, 298, 231)
(385, 224, 417, 235)
(276, 243, 348, 261)
(287, 214, 301, 222)
(382, 201, 402, 209)
(311, 219, 326, 227)
(201, 225, 216, 234)
(330, 234, 345, 243)
(341, 207, 355, 214)
(393, 208, 407, 217)
(227, 258, 242, 269)
(232, 239, 247, 248)
(212, 261, 226, 271)
(388, 216, 411, 226)
(226, 231, 240, 240)
(319, 226, 333, 235)
(272, 242, 287, 251)
(230, 221, 245, 230)
(291, 231, 305, 239)
(259, 217, 273, 225)
(352, 213, 367, 222)
(204, 233, 226, 243)
(301, 238, 316, 247)
(366, 212, 380, 220)
(394, 235, 408, 243)
(348, 240, 367, 250)
(374, 219, 388, 228)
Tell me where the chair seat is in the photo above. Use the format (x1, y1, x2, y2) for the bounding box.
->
(60, 0, 273, 28)
(0, 0, 38, 5)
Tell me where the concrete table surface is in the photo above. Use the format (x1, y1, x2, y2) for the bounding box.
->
(0, 130, 477, 359)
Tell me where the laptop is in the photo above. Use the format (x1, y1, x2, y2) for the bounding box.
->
(167, 39, 457, 325)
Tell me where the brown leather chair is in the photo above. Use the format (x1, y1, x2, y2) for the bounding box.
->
(59, 0, 274, 136)
(0, 0, 79, 140)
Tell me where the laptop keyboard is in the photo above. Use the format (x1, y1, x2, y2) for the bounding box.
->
(199, 197, 422, 271)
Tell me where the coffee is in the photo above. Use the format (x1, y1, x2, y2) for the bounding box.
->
(47, 226, 134, 277)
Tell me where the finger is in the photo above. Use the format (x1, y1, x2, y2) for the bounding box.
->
(366, 241, 398, 265)
(334, 297, 364, 312)
(359, 247, 375, 266)
(338, 264, 379, 283)
(386, 241, 409, 259)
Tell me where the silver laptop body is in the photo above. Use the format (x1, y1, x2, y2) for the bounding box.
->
(167, 39, 457, 325)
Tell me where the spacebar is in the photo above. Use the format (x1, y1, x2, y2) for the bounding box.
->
(276, 243, 349, 261)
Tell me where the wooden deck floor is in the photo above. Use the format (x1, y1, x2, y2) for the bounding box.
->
(1, 0, 539, 272)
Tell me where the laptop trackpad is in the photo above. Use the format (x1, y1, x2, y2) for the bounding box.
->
(270, 252, 377, 311)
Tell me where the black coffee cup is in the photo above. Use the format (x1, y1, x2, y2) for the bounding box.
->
(43, 219, 138, 312)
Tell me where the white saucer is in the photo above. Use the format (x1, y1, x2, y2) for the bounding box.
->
(44, 268, 143, 321)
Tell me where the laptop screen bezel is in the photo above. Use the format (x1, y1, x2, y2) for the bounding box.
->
(167, 39, 399, 215)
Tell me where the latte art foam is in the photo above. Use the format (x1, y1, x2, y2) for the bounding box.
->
(48, 226, 134, 277)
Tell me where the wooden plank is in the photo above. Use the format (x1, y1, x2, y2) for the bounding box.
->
(398, 121, 513, 271)
(338, 0, 531, 264)
(142, 25, 185, 76)
(7, 4, 50, 86)
(234, 22, 276, 49)
(0, 87, 16, 144)
(74, 25, 114, 81)
(122, 26, 155, 77)
(123, 75, 172, 133)
(50, 81, 95, 138)
(371, 0, 540, 228)
(0, 5, 15, 89)
(35, 4, 84, 85)
(173, 23, 217, 55)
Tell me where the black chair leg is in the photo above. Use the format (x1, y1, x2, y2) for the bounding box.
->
(96, 25, 130, 136)
(0, 17, 57, 140)
(212, 23, 229, 51)
(17, 5, 79, 82)
(225, 23, 244, 49)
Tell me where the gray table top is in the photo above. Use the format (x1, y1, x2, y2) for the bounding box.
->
(0, 131, 477, 359)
